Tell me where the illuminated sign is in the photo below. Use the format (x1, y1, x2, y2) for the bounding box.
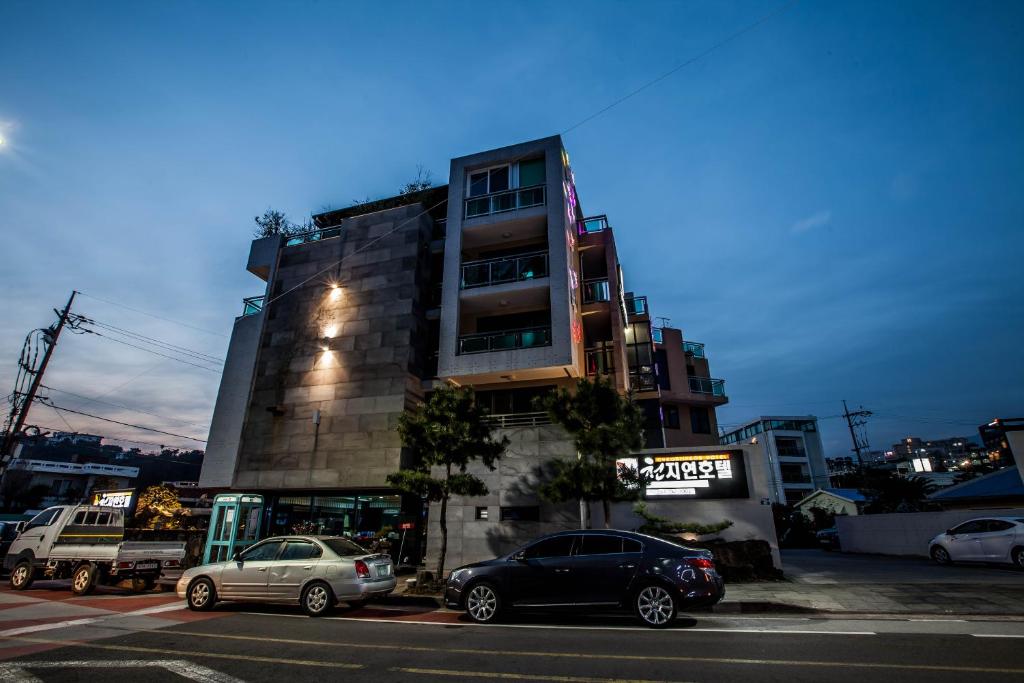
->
(618, 451, 749, 500)
(93, 490, 134, 508)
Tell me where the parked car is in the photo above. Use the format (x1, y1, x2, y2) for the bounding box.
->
(444, 529, 724, 628)
(177, 535, 396, 617)
(816, 527, 841, 551)
(5, 505, 184, 594)
(929, 517, 1024, 568)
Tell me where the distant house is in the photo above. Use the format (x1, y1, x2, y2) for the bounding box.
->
(927, 467, 1024, 510)
(794, 488, 867, 519)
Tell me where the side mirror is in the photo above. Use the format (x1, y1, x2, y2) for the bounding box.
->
(945, 529, 955, 536)
(14, 522, 25, 534)
(232, 552, 242, 562)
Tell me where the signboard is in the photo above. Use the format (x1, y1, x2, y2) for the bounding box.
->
(399, 522, 415, 530)
(618, 450, 749, 500)
(92, 490, 134, 508)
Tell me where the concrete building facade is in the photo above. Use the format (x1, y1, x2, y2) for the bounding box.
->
(201, 136, 739, 572)
(720, 416, 828, 505)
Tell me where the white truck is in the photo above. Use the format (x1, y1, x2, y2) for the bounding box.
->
(4, 504, 184, 595)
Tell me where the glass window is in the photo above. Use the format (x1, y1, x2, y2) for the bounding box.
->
(281, 541, 322, 561)
(663, 405, 680, 430)
(475, 507, 489, 520)
(623, 538, 642, 553)
(469, 172, 489, 197)
(523, 535, 576, 559)
(518, 158, 545, 187)
(950, 521, 986, 535)
(775, 437, 806, 457)
(240, 540, 284, 562)
(25, 507, 61, 530)
(489, 166, 509, 193)
(986, 520, 1014, 532)
(96, 512, 111, 526)
(577, 535, 624, 555)
(690, 407, 712, 434)
(73, 511, 86, 524)
(84, 512, 99, 525)
(500, 506, 540, 522)
(322, 538, 369, 557)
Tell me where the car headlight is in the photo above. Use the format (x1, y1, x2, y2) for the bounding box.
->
(448, 568, 470, 583)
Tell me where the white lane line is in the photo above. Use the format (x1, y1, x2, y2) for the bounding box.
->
(0, 660, 245, 683)
(909, 619, 967, 622)
(0, 601, 185, 637)
(972, 634, 1024, 639)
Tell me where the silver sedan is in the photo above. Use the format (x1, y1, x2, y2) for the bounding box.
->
(176, 535, 396, 616)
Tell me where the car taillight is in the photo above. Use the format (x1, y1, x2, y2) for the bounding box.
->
(354, 560, 370, 578)
(116, 561, 135, 569)
(687, 558, 715, 570)
(163, 559, 180, 568)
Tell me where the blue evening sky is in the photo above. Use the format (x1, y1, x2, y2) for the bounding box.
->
(1, 0, 1021, 454)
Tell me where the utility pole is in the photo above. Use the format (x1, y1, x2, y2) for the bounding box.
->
(1, 291, 78, 468)
(842, 399, 872, 469)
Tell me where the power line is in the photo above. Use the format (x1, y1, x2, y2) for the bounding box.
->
(26, 424, 198, 451)
(76, 291, 229, 338)
(561, 0, 801, 135)
(40, 384, 211, 430)
(76, 317, 224, 364)
(77, 328, 222, 373)
(37, 399, 207, 443)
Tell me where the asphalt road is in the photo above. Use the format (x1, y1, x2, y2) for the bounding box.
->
(4, 596, 1024, 683)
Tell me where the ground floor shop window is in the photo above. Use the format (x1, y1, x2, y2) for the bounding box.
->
(267, 494, 403, 544)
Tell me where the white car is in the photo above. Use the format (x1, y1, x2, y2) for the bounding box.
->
(929, 517, 1024, 568)
(176, 535, 396, 616)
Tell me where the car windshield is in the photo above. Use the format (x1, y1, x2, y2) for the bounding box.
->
(322, 538, 369, 556)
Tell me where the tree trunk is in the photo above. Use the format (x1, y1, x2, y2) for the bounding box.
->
(602, 499, 612, 529)
(436, 463, 452, 581)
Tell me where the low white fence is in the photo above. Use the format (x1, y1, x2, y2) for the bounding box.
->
(836, 507, 1024, 557)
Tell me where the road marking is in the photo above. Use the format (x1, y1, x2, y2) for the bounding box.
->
(124, 629, 1024, 675)
(972, 634, 1024, 638)
(0, 660, 245, 683)
(0, 635, 363, 670)
(394, 667, 690, 683)
(0, 601, 185, 637)
(909, 619, 966, 622)
(686, 628, 875, 635)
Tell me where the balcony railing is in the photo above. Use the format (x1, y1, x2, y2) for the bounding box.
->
(465, 185, 546, 219)
(630, 370, 658, 393)
(585, 346, 616, 376)
(683, 341, 706, 358)
(241, 296, 264, 316)
(624, 296, 648, 316)
(579, 215, 608, 235)
(458, 326, 552, 354)
(688, 376, 726, 397)
(461, 251, 549, 289)
(284, 225, 342, 247)
(582, 278, 610, 303)
(652, 328, 664, 344)
(484, 411, 552, 428)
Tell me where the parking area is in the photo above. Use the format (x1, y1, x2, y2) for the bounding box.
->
(781, 549, 1024, 585)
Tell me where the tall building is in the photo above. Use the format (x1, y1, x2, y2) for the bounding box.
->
(201, 135, 732, 569)
(979, 417, 1023, 468)
(720, 416, 827, 505)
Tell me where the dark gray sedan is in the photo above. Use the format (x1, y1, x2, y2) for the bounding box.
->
(444, 529, 723, 627)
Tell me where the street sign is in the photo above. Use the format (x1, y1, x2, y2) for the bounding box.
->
(399, 522, 415, 530)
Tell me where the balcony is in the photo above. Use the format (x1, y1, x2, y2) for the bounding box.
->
(630, 370, 658, 393)
(688, 376, 726, 397)
(465, 185, 546, 219)
(652, 328, 664, 344)
(585, 346, 616, 376)
(458, 326, 552, 354)
(483, 411, 552, 428)
(461, 251, 549, 289)
(624, 296, 648, 316)
(582, 278, 610, 304)
(683, 341, 705, 358)
(579, 215, 608, 235)
(241, 296, 264, 316)
(284, 225, 342, 247)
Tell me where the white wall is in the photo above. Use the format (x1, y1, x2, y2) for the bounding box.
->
(836, 507, 1024, 557)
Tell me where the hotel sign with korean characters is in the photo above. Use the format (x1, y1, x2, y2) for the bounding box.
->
(618, 451, 749, 499)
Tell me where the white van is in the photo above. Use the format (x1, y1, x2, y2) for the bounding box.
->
(4, 504, 184, 595)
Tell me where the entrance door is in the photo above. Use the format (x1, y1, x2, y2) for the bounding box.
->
(268, 539, 323, 600)
(507, 535, 578, 606)
(219, 539, 284, 598)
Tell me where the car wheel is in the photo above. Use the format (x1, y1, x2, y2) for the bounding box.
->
(1012, 547, 1024, 570)
(931, 546, 952, 566)
(187, 578, 217, 611)
(10, 560, 34, 590)
(635, 584, 677, 628)
(302, 581, 335, 617)
(465, 582, 501, 624)
(71, 563, 98, 596)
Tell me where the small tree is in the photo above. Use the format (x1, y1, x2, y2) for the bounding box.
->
(399, 165, 433, 195)
(386, 385, 509, 580)
(253, 209, 311, 238)
(134, 484, 189, 529)
(633, 502, 733, 538)
(536, 376, 646, 529)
